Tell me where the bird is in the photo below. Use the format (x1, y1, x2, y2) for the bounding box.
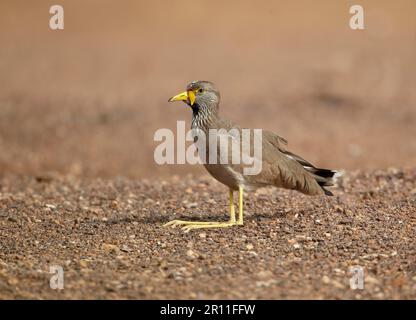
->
(164, 80, 341, 232)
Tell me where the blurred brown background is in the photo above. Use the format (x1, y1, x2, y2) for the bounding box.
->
(0, 0, 415, 179)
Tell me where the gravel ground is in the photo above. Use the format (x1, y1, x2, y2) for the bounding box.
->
(0, 168, 415, 299)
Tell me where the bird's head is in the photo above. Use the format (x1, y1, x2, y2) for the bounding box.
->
(168, 81, 220, 111)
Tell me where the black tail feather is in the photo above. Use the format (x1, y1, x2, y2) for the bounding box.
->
(282, 150, 341, 196)
(322, 187, 334, 196)
(311, 168, 336, 178)
(313, 168, 337, 196)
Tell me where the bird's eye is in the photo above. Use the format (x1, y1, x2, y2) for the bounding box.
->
(198, 88, 204, 93)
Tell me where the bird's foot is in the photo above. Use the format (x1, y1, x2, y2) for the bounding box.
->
(181, 221, 237, 233)
(163, 220, 219, 228)
(163, 219, 239, 232)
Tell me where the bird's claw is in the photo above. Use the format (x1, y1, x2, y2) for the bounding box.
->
(163, 219, 212, 228)
(163, 220, 182, 228)
(164, 219, 241, 232)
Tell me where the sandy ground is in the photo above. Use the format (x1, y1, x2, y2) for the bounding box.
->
(0, 169, 415, 299)
(0, 1, 415, 299)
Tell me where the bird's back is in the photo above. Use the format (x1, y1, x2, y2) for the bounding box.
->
(198, 118, 337, 195)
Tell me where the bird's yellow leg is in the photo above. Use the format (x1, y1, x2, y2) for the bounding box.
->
(163, 189, 237, 232)
(237, 186, 244, 225)
(229, 189, 236, 223)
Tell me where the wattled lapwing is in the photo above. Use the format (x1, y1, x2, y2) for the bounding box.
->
(165, 81, 341, 232)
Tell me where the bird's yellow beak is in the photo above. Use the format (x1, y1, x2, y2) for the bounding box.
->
(168, 90, 196, 106)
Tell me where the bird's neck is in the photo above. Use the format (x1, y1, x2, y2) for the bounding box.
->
(191, 103, 219, 130)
